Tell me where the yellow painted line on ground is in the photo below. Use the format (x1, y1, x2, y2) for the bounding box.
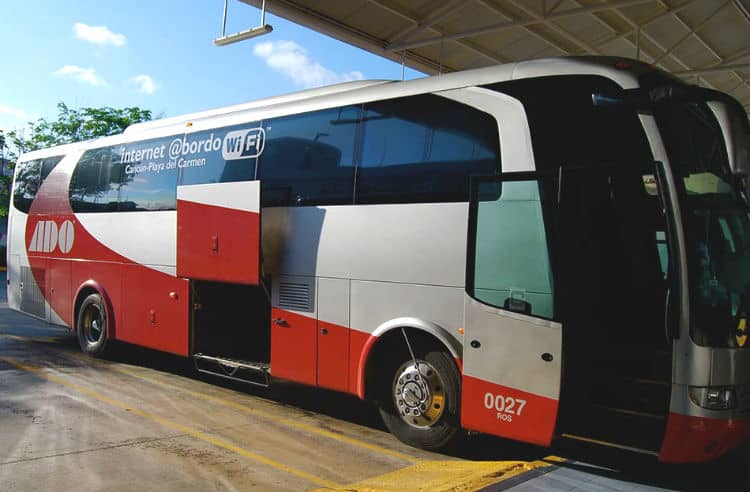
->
(2, 333, 568, 491)
(117, 365, 421, 464)
(60, 348, 422, 464)
(1, 333, 420, 464)
(314, 458, 555, 492)
(0, 356, 341, 490)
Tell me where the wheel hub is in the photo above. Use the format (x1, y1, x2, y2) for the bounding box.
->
(84, 305, 103, 344)
(393, 361, 446, 429)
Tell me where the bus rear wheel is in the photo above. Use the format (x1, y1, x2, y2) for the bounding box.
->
(77, 293, 110, 357)
(378, 349, 461, 451)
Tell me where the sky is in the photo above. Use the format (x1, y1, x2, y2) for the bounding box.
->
(0, 0, 423, 135)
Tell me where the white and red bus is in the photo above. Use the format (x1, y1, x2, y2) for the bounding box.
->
(8, 56, 750, 462)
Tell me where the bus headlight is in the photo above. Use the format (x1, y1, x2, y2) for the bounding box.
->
(688, 386, 737, 410)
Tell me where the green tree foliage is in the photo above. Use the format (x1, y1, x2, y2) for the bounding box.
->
(6, 102, 152, 154)
(0, 103, 152, 216)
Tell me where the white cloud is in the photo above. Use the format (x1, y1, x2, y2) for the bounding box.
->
(55, 65, 107, 86)
(0, 106, 37, 137)
(253, 40, 364, 88)
(73, 22, 126, 47)
(0, 104, 29, 121)
(129, 74, 159, 95)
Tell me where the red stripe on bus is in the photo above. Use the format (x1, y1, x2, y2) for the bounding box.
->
(658, 412, 750, 463)
(461, 374, 558, 446)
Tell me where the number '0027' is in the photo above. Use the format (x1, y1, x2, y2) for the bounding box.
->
(483, 393, 527, 418)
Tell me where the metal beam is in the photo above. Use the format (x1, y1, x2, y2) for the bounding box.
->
(665, 2, 750, 95)
(546, 0, 565, 15)
(674, 62, 750, 76)
(476, 0, 573, 55)
(387, 0, 654, 51)
(592, 0, 699, 50)
(501, 0, 603, 55)
(725, 47, 750, 63)
(387, 0, 466, 46)
(652, 1, 728, 65)
(736, 0, 750, 23)
(600, 1, 714, 90)
(369, 0, 509, 67)
(368, 0, 511, 67)
(364, 0, 414, 24)
(456, 38, 512, 65)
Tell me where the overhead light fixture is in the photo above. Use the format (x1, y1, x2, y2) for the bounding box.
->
(214, 0, 273, 47)
(214, 24, 273, 46)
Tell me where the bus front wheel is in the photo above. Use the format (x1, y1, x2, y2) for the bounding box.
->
(378, 348, 461, 451)
(77, 293, 110, 357)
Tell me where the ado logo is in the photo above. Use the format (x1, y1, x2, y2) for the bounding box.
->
(28, 220, 75, 254)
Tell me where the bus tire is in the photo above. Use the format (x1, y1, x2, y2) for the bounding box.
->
(76, 293, 110, 357)
(378, 348, 461, 451)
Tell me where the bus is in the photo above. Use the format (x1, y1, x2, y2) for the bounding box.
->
(8, 56, 750, 463)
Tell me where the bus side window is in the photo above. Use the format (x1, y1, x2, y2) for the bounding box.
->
(70, 148, 121, 212)
(13, 159, 42, 213)
(178, 126, 257, 186)
(471, 179, 554, 319)
(13, 156, 64, 213)
(356, 94, 499, 204)
(258, 106, 360, 207)
(40, 156, 62, 181)
(118, 144, 178, 211)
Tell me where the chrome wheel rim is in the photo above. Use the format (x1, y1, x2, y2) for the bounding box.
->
(82, 303, 104, 345)
(392, 360, 446, 429)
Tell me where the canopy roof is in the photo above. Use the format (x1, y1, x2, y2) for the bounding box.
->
(240, 0, 750, 110)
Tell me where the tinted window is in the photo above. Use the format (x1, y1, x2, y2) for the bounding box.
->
(71, 135, 183, 212)
(356, 94, 499, 204)
(258, 106, 360, 206)
(119, 154, 178, 212)
(470, 179, 554, 319)
(41, 157, 61, 181)
(178, 123, 262, 186)
(13, 156, 63, 213)
(70, 148, 123, 212)
(117, 136, 179, 211)
(487, 76, 652, 171)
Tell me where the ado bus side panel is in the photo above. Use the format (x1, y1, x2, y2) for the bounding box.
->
(9, 137, 191, 356)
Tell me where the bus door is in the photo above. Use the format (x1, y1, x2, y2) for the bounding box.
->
(554, 163, 673, 453)
(462, 173, 562, 447)
(176, 180, 261, 285)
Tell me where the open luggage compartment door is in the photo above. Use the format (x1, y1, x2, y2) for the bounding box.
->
(177, 180, 260, 285)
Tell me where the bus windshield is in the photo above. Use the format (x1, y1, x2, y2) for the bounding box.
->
(654, 99, 750, 348)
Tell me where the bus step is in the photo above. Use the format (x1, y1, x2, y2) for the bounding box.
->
(193, 353, 271, 387)
(560, 433, 659, 456)
(590, 379, 670, 416)
(559, 405, 666, 452)
(602, 406, 665, 420)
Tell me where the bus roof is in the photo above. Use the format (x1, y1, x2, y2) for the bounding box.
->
(120, 56, 654, 138)
(25, 56, 665, 157)
(123, 79, 392, 135)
